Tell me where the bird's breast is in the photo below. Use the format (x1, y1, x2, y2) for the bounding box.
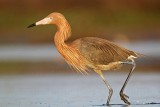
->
(56, 44, 89, 73)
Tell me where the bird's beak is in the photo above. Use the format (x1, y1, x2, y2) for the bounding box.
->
(27, 23, 36, 28)
(27, 17, 51, 28)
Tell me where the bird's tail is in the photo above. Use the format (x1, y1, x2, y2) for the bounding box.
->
(135, 52, 146, 58)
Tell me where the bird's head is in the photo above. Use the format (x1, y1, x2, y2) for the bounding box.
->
(27, 12, 66, 28)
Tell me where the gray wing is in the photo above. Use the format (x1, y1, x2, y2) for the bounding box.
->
(71, 37, 137, 65)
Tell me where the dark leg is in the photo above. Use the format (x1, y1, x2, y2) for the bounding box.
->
(120, 59, 136, 105)
(95, 70, 113, 106)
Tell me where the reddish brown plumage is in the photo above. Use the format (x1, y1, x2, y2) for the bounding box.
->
(28, 12, 141, 105)
(52, 13, 89, 73)
(48, 12, 139, 74)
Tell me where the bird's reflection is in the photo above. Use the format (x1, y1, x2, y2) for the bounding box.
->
(109, 104, 129, 107)
(93, 104, 129, 107)
(93, 102, 160, 106)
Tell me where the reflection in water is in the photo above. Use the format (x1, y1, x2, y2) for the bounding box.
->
(93, 104, 129, 107)
(109, 104, 129, 107)
(93, 102, 160, 106)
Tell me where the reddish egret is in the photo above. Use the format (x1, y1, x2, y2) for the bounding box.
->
(28, 12, 141, 105)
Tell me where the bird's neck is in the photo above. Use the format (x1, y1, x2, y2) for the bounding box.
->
(54, 20, 71, 46)
(54, 19, 72, 57)
(53, 19, 88, 73)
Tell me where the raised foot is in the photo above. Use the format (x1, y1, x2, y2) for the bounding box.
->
(120, 92, 131, 105)
(122, 93, 129, 99)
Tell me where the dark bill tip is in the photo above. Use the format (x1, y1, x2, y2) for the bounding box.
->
(27, 23, 36, 28)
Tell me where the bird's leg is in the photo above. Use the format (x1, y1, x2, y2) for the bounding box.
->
(103, 76, 113, 106)
(120, 59, 136, 105)
(95, 70, 113, 106)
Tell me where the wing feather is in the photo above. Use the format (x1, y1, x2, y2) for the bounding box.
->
(72, 37, 138, 65)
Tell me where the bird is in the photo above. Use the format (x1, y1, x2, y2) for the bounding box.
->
(28, 12, 141, 105)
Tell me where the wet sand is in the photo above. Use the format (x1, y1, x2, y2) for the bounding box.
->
(0, 72, 159, 107)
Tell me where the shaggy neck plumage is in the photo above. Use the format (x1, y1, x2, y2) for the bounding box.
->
(54, 18, 72, 59)
(54, 20, 71, 46)
(53, 19, 88, 73)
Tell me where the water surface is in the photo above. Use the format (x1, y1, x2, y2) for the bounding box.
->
(0, 72, 159, 107)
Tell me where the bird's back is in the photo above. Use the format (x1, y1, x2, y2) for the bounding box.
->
(70, 37, 138, 66)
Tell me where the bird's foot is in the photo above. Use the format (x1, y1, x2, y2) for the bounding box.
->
(102, 103, 109, 106)
(120, 92, 131, 105)
(122, 93, 129, 99)
(106, 102, 110, 106)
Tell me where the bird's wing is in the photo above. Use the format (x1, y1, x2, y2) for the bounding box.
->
(71, 37, 137, 65)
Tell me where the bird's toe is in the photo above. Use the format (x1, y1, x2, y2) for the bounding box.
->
(120, 93, 131, 105)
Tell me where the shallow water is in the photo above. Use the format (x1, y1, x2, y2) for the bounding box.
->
(0, 72, 159, 107)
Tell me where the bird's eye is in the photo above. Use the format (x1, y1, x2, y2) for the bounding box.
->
(49, 17, 53, 20)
